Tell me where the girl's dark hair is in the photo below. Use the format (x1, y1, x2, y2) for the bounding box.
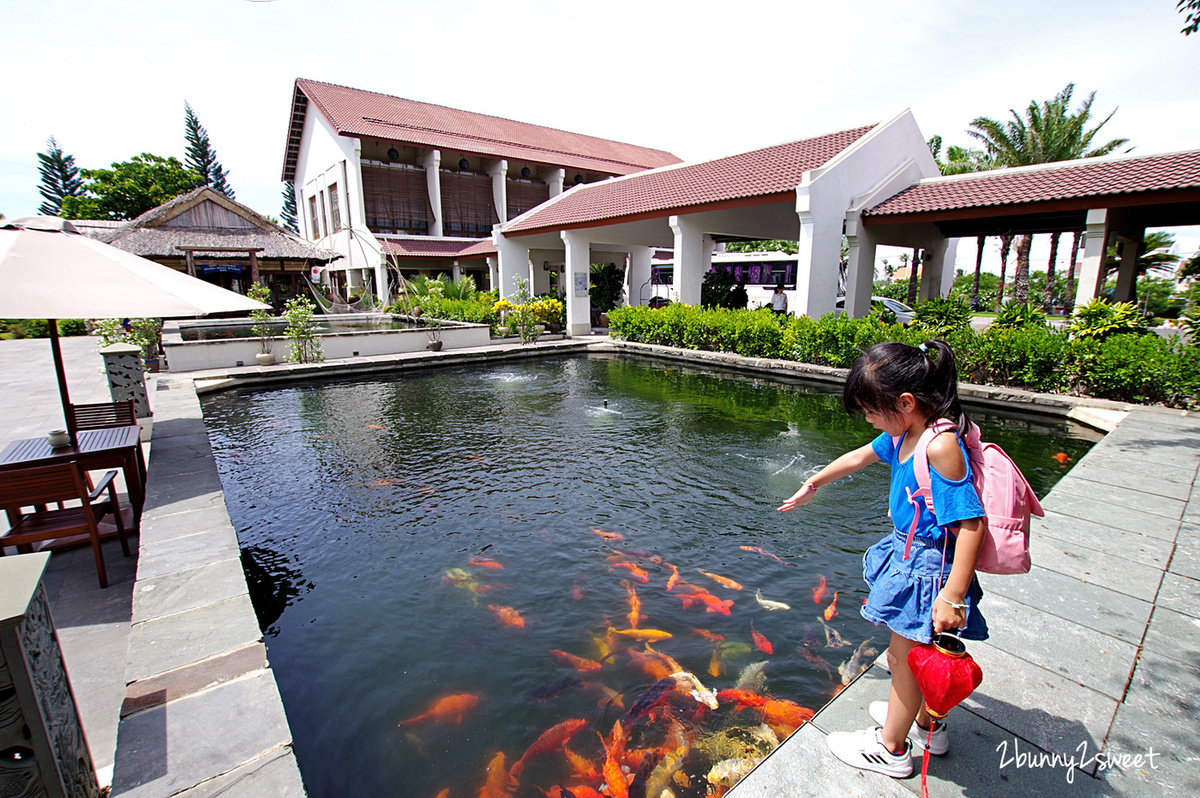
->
(842, 339, 969, 435)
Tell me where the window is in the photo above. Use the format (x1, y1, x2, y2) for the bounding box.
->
(328, 182, 342, 232)
(320, 191, 329, 238)
(308, 195, 320, 240)
(361, 165, 432, 235)
(441, 169, 496, 237)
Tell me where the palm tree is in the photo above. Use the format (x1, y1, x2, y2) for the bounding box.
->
(996, 234, 1014, 308)
(1064, 231, 1082, 312)
(1106, 231, 1181, 281)
(1044, 232, 1062, 313)
(968, 84, 1130, 303)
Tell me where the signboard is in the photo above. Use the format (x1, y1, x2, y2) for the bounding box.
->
(573, 273, 589, 298)
(198, 262, 244, 275)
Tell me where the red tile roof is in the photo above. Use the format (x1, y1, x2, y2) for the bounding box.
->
(863, 150, 1200, 218)
(503, 126, 876, 236)
(283, 79, 681, 181)
(379, 237, 494, 259)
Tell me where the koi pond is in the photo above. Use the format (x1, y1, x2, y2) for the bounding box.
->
(200, 354, 1099, 798)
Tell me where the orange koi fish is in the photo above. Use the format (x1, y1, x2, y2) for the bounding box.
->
(750, 624, 774, 655)
(367, 424, 385, 430)
(588, 682, 625, 709)
(609, 561, 650, 583)
(571, 584, 585, 601)
(398, 693, 479, 726)
(708, 643, 724, 678)
(561, 787, 605, 798)
(562, 745, 602, 781)
(550, 650, 603, 672)
(812, 574, 827, 603)
(739, 545, 793, 566)
(690, 627, 725, 643)
(666, 564, 681, 591)
(489, 605, 526, 628)
(592, 527, 625, 542)
(434, 790, 450, 798)
(509, 718, 589, 779)
(1052, 452, 1073, 466)
(762, 698, 816, 735)
(479, 751, 516, 798)
(470, 556, 505, 570)
(627, 648, 674, 681)
(367, 478, 402, 487)
(716, 688, 765, 708)
(612, 628, 673, 642)
(678, 588, 734, 616)
(797, 646, 837, 678)
(697, 569, 744, 591)
(824, 591, 839, 621)
(624, 581, 643, 629)
(643, 643, 685, 675)
(601, 721, 630, 798)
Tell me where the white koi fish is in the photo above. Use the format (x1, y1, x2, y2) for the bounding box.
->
(755, 589, 791, 611)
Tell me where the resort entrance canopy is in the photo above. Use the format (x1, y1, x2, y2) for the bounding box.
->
(493, 110, 948, 335)
(858, 149, 1200, 308)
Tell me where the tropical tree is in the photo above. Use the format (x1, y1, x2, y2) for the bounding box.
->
(36, 137, 83, 216)
(968, 83, 1130, 303)
(928, 135, 994, 175)
(906, 248, 920, 306)
(1180, 252, 1200, 281)
(996, 234, 1013, 307)
(1180, 0, 1200, 34)
(1064, 231, 1083, 312)
(1106, 231, 1180, 282)
(723, 239, 799, 254)
(184, 102, 234, 198)
(281, 182, 298, 233)
(60, 153, 204, 220)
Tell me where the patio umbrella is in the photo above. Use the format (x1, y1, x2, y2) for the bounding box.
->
(0, 216, 267, 437)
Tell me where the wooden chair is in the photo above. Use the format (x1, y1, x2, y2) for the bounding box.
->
(0, 462, 131, 589)
(65, 399, 137, 437)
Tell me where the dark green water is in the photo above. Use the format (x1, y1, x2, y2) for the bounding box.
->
(200, 354, 1099, 798)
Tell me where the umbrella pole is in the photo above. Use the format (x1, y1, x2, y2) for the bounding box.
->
(47, 319, 75, 444)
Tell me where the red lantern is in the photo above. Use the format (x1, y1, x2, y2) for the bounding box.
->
(908, 633, 983, 797)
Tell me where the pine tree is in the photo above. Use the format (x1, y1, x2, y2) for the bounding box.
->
(37, 136, 83, 216)
(281, 181, 299, 233)
(184, 102, 234, 198)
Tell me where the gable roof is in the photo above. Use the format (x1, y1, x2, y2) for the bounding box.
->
(502, 125, 876, 236)
(863, 149, 1200, 221)
(282, 79, 681, 182)
(97, 187, 342, 262)
(379, 236, 495, 260)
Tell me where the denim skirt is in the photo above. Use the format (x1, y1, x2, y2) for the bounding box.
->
(860, 531, 988, 644)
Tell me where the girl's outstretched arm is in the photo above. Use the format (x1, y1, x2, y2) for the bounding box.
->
(776, 442, 879, 511)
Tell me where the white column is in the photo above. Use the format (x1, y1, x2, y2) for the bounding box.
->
(542, 168, 566, 198)
(495, 233, 531, 299)
(422, 149, 443, 236)
(489, 159, 508, 223)
(562, 230, 592, 336)
(1074, 208, 1109, 307)
(628, 246, 653, 306)
(486, 256, 498, 293)
(918, 240, 954, 300)
(452, 260, 462, 282)
(1113, 230, 1144, 303)
(843, 216, 877, 318)
(669, 215, 712, 306)
(350, 141, 367, 229)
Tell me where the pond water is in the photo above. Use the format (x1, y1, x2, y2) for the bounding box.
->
(201, 355, 1100, 798)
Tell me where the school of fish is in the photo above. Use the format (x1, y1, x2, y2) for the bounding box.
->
(413, 533, 875, 797)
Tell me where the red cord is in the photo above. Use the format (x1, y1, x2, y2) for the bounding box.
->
(920, 725, 934, 797)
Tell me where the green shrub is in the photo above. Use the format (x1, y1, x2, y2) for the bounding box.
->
(991, 302, 1047, 330)
(1066, 334, 1199, 406)
(966, 325, 1069, 391)
(912, 297, 972, 337)
(1069, 298, 1147, 340)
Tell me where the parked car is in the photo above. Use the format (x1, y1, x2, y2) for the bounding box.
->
(834, 296, 914, 324)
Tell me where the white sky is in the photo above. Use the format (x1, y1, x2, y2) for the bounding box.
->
(1, 0, 1197, 276)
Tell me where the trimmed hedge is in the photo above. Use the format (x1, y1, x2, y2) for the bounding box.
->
(606, 305, 1200, 409)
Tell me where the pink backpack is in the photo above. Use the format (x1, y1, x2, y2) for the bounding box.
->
(899, 418, 1044, 575)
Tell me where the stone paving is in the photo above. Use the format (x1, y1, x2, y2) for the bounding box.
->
(4, 334, 1198, 797)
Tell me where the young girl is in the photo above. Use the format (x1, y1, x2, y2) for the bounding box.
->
(777, 340, 987, 778)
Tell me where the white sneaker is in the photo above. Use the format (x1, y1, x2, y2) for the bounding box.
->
(827, 726, 913, 778)
(868, 700, 949, 755)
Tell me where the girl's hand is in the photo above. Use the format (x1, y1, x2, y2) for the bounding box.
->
(777, 482, 818, 512)
(932, 592, 967, 634)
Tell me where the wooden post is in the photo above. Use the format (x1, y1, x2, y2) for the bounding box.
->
(250, 250, 260, 285)
(185, 249, 196, 277)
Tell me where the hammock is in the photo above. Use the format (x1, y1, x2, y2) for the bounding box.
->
(306, 277, 380, 314)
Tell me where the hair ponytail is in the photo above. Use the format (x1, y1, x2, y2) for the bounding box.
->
(920, 339, 969, 436)
(843, 339, 970, 434)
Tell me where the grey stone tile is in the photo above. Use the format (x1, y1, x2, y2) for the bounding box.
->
(138, 504, 237, 547)
(1156, 572, 1200, 619)
(132, 558, 248, 624)
(1091, 432, 1200, 468)
(1078, 452, 1196, 486)
(979, 566, 1152, 646)
(961, 641, 1118, 759)
(1050, 477, 1186, 520)
(1100, 703, 1200, 792)
(142, 489, 229, 518)
(111, 671, 292, 798)
(1168, 524, 1200, 581)
(1121, 649, 1200, 717)
(1140, 605, 1200, 667)
(125, 593, 262, 682)
(1034, 511, 1174, 569)
(135, 526, 240, 581)
(1064, 463, 1194, 500)
(58, 622, 131, 694)
(1028, 532, 1164, 602)
(1039, 493, 1178, 540)
(172, 747, 305, 798)
(980, 593, 1138, 701)
(74, 680, 126, 773)
(146, 469, 224, 505)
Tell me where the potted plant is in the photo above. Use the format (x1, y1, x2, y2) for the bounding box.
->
(283, 295, 324, 364)
(248, 282, 276, 365)
(426, 322, 443, 351)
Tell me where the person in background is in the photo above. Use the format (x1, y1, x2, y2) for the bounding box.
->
(729, 281, 749, 310)
(769, 286, 788, 316)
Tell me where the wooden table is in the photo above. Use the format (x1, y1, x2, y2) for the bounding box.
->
(0, 426, 146, 530)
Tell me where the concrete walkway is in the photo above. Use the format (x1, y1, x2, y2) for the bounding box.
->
(4, 334, 1198, 797)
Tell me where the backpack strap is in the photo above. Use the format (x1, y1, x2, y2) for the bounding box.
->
(903, 419, 958, 560)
